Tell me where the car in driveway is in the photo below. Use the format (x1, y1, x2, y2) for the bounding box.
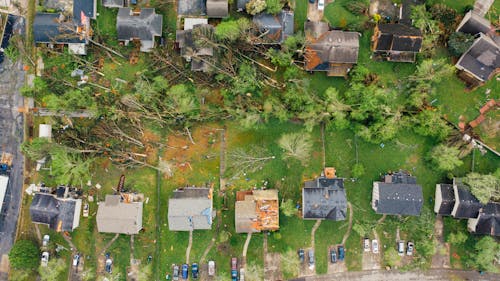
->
(364, 238, 370, 252)
(308, 249, 315, 267)
(208, 260, 216, 276)
(309, 0, 315, 3)
(318, 0, 325, 11)
(398, 241, 405, 256)
(73, 254, 80, 267)
(406, 242, 414, 256)
(173, 265, 179, 281)
(338, 246, 345, 261)
(231, 257, 238, 281)
(42, 235, 50, 247)
(298, 248, 304, 263)
(181, 264, 188, 279)
(41, 251, 49, 267)
(330, 248, 337, 263)
(191, 263, 199, 279)
(372, 239, 379, 254)
(105, 253, 112, 273)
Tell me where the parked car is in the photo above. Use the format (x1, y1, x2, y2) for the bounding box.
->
(372, 239, 379, 254)
(308, 249, 315, 267)
(406, 242, 414, 256)
(173, 265, 179, 281)
(240, 268, 245, 281)
(397, 241, 405, 256)
(83, 203, 89, 217)
(208, 260, 216, 276)
(318, 0, 325, 11)
(364, 238, 370, 252)
(330, 248, 337, 263)
(231, 258, 238, 281)
(105, 253, 112, 273)
(42, 235, 50, 247)
(191, 263, 199, 279)
(73, 254, 80, 267)
(181, 264, 188, 279)
(338, 246, 345, 261)
(41, 251, 49, 267)
(298, 249, 305, 263)
(309, 0, 315, 3)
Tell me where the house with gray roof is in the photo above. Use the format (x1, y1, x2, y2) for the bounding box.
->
(30, 191, 82, 232)
(302, 168, 347, 221)
(451, 178, 483, 219)
(207, 0, 228, 18)
(168, 187, 215, 231)
(468, 202, 500, 236)
(455, 34, 500, 85)
(372, 170, 423, 216)
(235, 189, 279, 233)
(117, 8, 163, 52)
(456, 11, 494, 36)
(96, 195, 143, 234)
(434, 183, 455, 215)
(253, 10, 294, 44)
(304, 22, 360, 77)
(176, 24, 215, 72)
(102, 0, 124, 8)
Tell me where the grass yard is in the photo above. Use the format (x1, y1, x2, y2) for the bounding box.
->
(293, 0, 308, 33)
(324, 0, 369, 29)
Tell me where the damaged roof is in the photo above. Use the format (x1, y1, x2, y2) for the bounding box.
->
(30, 192, 82, 232)
(303, 175, 347, 221)
(117, 8, 162, 51)
(73, 0, 96, 24)
(374, 23, 422, 52)
(176, 24, 215, 72)
(33, 13, 86, 44)
(253, 10, 294, 44)
(207, 0, 228, 18)
(235, 190, 279, 233)
(96, 195, 143, 234)
(456, 34, 500, 82)
(168, 187, 214, 231)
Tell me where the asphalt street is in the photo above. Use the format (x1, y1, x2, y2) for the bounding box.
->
(0, 56, 25, 279)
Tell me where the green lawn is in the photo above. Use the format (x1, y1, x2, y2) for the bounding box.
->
(324, 0, 369, 29)
(293, 0, 308, 33)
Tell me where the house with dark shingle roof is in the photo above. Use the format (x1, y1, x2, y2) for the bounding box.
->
(117, 8, 163, 52)
(304, 21, 360, 77)
(371, 170, 423, 216)
(456, 11, 494, 36)
(468, 202, 500, 236)
(96, 195, 143, 234)
(434, 183, 456, 215)
(235, 189, 279, 233)
(455, 34, 500, 85)
(176, 23, 215, 72)
(102, 0, 124, 8)
(207, 0, 228, 18)
(451, 178, 483, 219)
(168, 187, 215, 231)
(302, 168, 347, 221)
(30, 191, 82, 232)
(253, 10, 294, 44)
(73, 0, 96, 25)
(371, 23, 422, 62)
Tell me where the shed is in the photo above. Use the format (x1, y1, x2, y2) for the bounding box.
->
(39, 124, 52, 140)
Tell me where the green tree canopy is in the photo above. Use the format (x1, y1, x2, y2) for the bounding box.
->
(446, 231, 467, 245)
(215, 20, 242, 41)
(278, 132, 313, 166)
(472, 236, 500, 272)
(463, 172, 500, 204)
(448, 32, 475, 57)
(9, 240, 40, 270)
(21, 138, 54, 161)
(39, 259, 66, 281)
(265, 0, 283, 14)
(428, 144, 463, 172)
(280, 199, 296, 217)
(246, 0, 267, 15)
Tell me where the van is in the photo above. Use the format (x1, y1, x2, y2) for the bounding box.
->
(318, 0, 325, 11)
(398, 241, 405, 256)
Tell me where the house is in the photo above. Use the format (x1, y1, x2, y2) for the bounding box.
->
(207, 0, 228, 18)
(96, 195, 143, 234)
(371, 23, 423, 62)
(304, 21, 360, 77)
(237, 0, 249, 11)
(167, 187, 215, 231)
(30, 189, 82, 232)
(468, 202, 500, 236)
(455, 34, 500, 85)
(399, 0, 424, 26)
(450, 179, 483, 219)
(473, 0, 495, 17)
(176, 24, 215, 72)
(102, 0, 125, 8)
(371, 170, 423, 216)
(33, 13, 89, 55)
(434, 183, 455, 215)
(116, 8, 163, 52)
(72, 0, 97, 25)
(253, 10, 294, 44)
(456, 11, 494, 36)
(302, 167, 348, 221)
(235, 189, 279, 233)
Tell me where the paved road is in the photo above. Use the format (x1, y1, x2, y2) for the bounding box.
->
(0, 57, 25, 279)
(289, 269, 500, 281)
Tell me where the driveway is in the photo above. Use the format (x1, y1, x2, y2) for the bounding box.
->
(307, 0, 333, 22)
(0, 57, 25, 279)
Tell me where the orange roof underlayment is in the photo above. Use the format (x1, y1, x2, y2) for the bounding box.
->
(235, 190, 279, 233)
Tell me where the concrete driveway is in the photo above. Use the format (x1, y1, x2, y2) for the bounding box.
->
(307, 0, 334, 22)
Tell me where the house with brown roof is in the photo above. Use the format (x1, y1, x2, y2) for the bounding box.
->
(235, 189, 279, 233)
(96, 195, 143, 234)
(304, 21, 360, 77)
(371, 23, 423, 62)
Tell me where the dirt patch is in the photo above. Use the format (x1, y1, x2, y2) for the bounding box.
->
(369, 0, 399, 18)
(264, 252, 282, 281)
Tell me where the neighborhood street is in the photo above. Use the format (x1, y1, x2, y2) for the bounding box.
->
(0, 57, 25, 279)
(289, 269, 500, 281)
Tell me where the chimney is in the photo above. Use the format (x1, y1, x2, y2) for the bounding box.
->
(324, 167, 336, 179)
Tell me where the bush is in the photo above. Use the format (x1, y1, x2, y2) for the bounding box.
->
(9, 240, 40, 270)
(447, 231, 467, 245)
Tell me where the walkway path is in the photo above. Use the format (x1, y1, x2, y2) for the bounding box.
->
(242, 232, 252, 267)
(341, 203, 353, 245)
(186, 230, 193, 264)
(200, 210, 222, 263)
(311, 220, 322, 250)
(431, 215, 450, 269)
(219, 128, 227, 192)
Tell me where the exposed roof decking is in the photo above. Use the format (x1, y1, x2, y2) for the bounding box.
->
(96, 195, 143, 234)
(235, 190, 279, 233)
(168, 187, 214, 231)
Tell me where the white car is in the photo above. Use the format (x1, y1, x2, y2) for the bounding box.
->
(318, 0, 325, 11)
(406, 242, 414, 256)
(363, 238, 370, 252)
(372, 239, 379, 254)
(208, 260, 215, 276)
(398, 241, 405, 256)
(42, 235, 50, 247)
(41, 252, 49, 267)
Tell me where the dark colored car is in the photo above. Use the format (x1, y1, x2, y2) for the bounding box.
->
(191, 263, 199, 279)
(173, 265, 179, 281)
(338, 246, 345, 261)
(330, 249, 337, 263)
(181, 264, 188, 279)
(298, 249, 304, 263)
(309, 0, 315, 3)
(231, 257, 238, 281)
(105, 253, 112, 274)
